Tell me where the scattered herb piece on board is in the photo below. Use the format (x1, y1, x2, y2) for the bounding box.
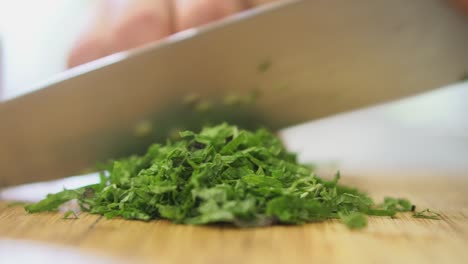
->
(25, 124, 435, 229)
(412, 209, 442, 220)
(339, 212, 367, 229)
(63, 210, 79, 219)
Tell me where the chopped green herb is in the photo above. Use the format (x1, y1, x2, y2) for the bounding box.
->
(223, 94, 242, 106)
(412, 209, 442, 220)
(258, 59, 272, 73)
(25, 124, 432, 228)
(134, 120, 153, 138)
(339, 212, 368, 229)
(25, 189, 82, 213)
(194, 100, 212, 112)
(223, 90, 259, 107)
(168, 128, 182, 141)
(381, 197, 413, 212)
(244, 89, 259, 105)
(63, 210, 79, 219)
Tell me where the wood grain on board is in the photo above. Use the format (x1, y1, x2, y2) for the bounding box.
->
(0, 175, 467, 264)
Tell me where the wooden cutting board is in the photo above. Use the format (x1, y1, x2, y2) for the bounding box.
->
(1, 175, 467, 264)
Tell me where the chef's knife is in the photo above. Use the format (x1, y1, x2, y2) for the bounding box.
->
(1, 0, 467, 187)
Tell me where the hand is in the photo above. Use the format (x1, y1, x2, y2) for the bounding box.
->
(67, 0, 278, 68)
(68, 0, 468, 68)
(454, 0, 468, 13)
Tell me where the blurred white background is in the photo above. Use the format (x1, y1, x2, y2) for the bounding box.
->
(0, 0, 92, 97)
(0, 0, 467, 176)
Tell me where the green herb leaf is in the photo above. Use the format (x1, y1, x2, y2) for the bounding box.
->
(25, 189, 82, 213)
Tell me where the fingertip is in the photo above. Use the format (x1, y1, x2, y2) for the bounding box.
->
(452, 0, 468, 14)
(67, 0, 112, 68)
(67, 34, 108, 68)
(110, 8, 172, 53)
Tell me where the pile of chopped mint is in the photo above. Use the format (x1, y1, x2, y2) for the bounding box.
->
(25, 124, 436, 228)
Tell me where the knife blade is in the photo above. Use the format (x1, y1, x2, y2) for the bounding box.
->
(1, 0, 467, 187)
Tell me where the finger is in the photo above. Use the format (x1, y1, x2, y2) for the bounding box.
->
(109, 0, 173, 53)
(174, 0, 247, 31)
(452, 0, 468, 14)
(67, 1, 113, 68)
